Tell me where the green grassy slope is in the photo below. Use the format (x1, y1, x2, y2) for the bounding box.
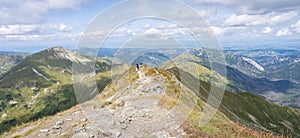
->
(0, 47, 113, 134)
(168, 67, 300, 137)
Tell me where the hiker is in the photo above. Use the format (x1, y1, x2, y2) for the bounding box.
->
(136, 64, 140, 71)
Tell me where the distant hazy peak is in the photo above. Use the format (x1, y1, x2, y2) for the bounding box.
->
(46, 46, 92, 63)
(46, 46, 70, 52)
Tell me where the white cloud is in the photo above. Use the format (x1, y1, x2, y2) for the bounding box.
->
(211, 26, 228, 35)
(158, 24, 179, 30)
(270, 12, 298, 24)
(210, 26, 246, 36)
(1, 23, 75, 42)
(262, 27, 273, 34)
(189, 0, 300, 14)
(223, 11, 297, 27)
(144, 28, 161, 38)
(113, 28, 137, 37)
(142, 27, 188, 40)
(291, 20, 300, 33)
(195, 5, 219, 18)
(144, 24, 151, 29)
(82, 30, 105, 39)
(0, 23, 73, 35)
(82, 27, 138, 39)
(276, 28, 292, 36)
(0, 24, 40, 35)
(189, 0, 240, 7)
(3, 31, 81, 41)
(0, 0, 88, 24)
(49, 23, 73, 32)
(46, 0, 85, 9)
(4, 34, 41, 41)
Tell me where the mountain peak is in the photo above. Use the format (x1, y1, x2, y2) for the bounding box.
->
(46, 46, 71, 53)
(44, 46, 91, 63)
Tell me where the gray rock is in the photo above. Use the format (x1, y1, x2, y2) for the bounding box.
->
(65, 118, 72, 121)
(55, 120, 64, 125)
(151, 131, 170, 138)
(71, 132, 90, 138)
(119, 119, 125, 123)
(52, 125, 61, 129)
(60, 132, 67, 136)
(40, 129, 50, 133)
(89, 133, 95, 138)
(121, 123, 128, 129)
(75, 126, 86, 133)
(115, 130, 121, 137)
(81, 118, 88, 122)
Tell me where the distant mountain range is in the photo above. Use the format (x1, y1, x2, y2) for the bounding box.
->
(229, 48, 300, 83)
(191, 48, 265, 77)
(265, 55, 300, 82)
(76, 47, 300, 109)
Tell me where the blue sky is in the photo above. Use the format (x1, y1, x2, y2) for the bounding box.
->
(0, 0, 300, 52)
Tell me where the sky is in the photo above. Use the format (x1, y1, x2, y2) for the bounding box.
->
(0, 0, 300, 52)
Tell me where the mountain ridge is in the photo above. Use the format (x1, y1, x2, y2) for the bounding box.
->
(2, 65, 288, 137)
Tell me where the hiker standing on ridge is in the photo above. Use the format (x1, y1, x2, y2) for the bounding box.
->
(136, 64, 140, 71)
